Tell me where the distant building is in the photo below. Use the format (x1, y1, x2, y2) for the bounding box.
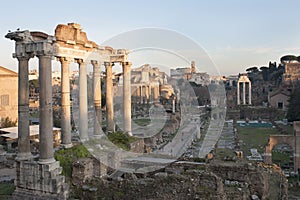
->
(29, 69, 38, 80)
(283, 62, 300, 85)
(268, 88, 291, 110)
(115, 64, 166, 103)
(0, 66, 18, 124)
(170, 61, 210, 85)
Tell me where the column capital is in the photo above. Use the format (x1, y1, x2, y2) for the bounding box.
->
(91, 60, 101, 66)
(57, 57, 71, 64)
(75, 58, 87, 65)
(37, 54, 53, 59)
(122, 61, 132, 67)
(104, 62, 114, 68)
(16, 54, 33, 61)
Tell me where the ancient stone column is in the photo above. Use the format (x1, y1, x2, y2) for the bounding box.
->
(92, 60, 102, 137)
(243, 82, 246, 105)
(78, 59, 88, 141)
(59, 57, 72, 148)
(145, 85, 149, 103)
(122, 62, 132, 135)
(16, 56, 32, 160)
(172, 99, 175, 113)
(149, 85, 152, 103)
(38, 55, 55, 164)
(237, 82, 240, 105)
(105, 62, 114, 133)
(249, 82, 252, 105)
(140, 86, 143, 104)
(153, 85, 159, 102)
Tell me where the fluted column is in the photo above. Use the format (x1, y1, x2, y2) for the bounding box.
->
(38, 55, 55, 164)
(78, 59, 88, 141)
(243, 82, 246, 105)
(59, 57, 72, 148)
(92, 60, 102, 137)
(16, 56, 32, 161)
(122, 62, 132, 135)
(249, 82, 252, 105)
(105, 62, 114, 133)
(237, 82, 240, 105)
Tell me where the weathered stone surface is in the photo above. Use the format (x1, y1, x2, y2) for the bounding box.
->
(71, 161, 287, 200)
(13, 160, 69, 200)
(72, 158, 93, 184)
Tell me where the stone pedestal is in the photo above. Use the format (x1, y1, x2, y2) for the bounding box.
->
(13, 160, 69, 200)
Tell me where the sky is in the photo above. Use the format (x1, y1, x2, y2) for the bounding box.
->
(1, 0, 300, 75)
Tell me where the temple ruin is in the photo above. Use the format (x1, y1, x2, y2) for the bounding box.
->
(237, 73, 252, 105)
(5, 23, 132, 199)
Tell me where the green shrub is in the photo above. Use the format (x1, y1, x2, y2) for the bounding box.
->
(54, 145, 91, 178)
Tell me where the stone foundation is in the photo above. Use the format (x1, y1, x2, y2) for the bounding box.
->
(13, 160, 69, 200)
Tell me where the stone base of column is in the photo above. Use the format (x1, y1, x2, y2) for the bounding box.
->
(14, 160, 69, 200)
(93, 134, 104, 139)
(15, 152, 32, 161)
(60, 143, 73, 149)
(127, 131, 133, 137)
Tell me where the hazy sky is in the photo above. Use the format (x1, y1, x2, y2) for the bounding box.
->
(1, 0, 300, 75)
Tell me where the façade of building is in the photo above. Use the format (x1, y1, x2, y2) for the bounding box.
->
(0, 66, 18, 126)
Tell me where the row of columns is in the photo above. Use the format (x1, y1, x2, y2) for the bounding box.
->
(17, 55, 133, 163)
(59, 60, 133, 144)
(16, 54, 55, 163)
(132, 84, 160, 104)
(237, 81, 252, 105)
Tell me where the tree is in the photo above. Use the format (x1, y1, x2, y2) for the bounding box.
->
(246, 67, 259, 73)
(260, 66, 269, 81)
(287, 88, 300, 122)
(280, 55, 298, 63)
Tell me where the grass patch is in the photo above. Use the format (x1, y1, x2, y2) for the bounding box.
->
(54, 145, 91, 178)
(214, 148, 235, 160)
(0, 182, 15, 196)
(107, 131, 138, 151)
(237, 127, 279, 156)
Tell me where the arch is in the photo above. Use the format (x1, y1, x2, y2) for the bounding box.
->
(265, 132, 299, 172)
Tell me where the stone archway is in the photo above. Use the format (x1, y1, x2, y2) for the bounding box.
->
(264, 121, 300, 172)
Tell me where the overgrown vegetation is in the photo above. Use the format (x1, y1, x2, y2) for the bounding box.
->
(0, 182, 15, 196)
(107, 131, 138, 151)
(237, 127, 279, 156)
(287, 87, 300, 122)
(54, 145, 91, 178)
